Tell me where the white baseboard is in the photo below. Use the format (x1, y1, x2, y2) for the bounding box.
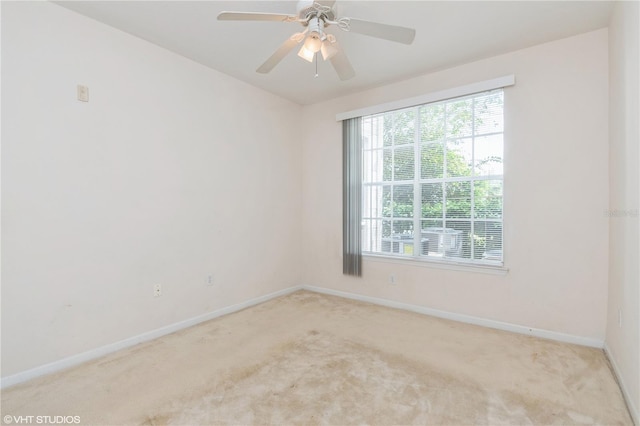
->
(1, 285, 302, 389)
(2, 284, 607, 390)
(302, 285, 605, 348)
(604, 343, 639, 426)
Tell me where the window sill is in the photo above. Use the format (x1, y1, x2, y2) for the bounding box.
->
(363, 253, 509, 276)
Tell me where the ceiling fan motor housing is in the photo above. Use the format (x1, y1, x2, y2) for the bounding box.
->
(307, 17, 324, 39)
(297, 1, 335, 23)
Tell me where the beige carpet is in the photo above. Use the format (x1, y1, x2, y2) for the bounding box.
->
(1, 290, 633, 425)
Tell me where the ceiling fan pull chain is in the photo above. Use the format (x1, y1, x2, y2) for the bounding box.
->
(315, 52, 319, 78)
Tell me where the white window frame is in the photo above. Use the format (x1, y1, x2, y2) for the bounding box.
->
(336, 75, 514, 121)
(339, 77, 514, 271)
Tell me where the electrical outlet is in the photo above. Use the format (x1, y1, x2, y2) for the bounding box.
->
(154, 284, 162, 297)
(389, 274, 396, 285)
(206, 274, 214, 287)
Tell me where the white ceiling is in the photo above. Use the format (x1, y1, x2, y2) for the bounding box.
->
(55, 1, 613, 105)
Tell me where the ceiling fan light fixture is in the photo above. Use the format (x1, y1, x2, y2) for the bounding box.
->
(320, 39, 338, 60)
(303, 33, 322, 53)
(297, 45, 316, 62)
(298, 32, 322, 63)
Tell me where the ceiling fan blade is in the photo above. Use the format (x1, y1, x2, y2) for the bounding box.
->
(256, 36, 301, 74)
(329, 41, 355, 81)
(217, 11, 297, 22)
(344, 18, 416, 45)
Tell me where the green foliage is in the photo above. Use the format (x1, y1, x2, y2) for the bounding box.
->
(383, 110, 415, 147)
(382, 185, 413, 218)
(420, 104, 445, 142)
(445, 181, 471, 218)
(421, 143, 443, 179)
(375, 91, 504, 260)
(474, 180, 503, 219)
(421, 183, 443, 218)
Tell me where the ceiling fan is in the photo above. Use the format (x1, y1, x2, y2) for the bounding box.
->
(217, 0, 416, 81)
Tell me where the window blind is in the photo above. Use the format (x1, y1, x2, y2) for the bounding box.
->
(360, 89, 505, 265)
(343, 117, 363, 276)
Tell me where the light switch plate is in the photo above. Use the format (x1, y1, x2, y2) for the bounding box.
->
(77, 84, 89, 102)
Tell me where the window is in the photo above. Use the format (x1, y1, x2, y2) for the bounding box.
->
(361, 89, 504, 265)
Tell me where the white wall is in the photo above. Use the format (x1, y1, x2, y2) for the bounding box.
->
(302, 29, 610, 342)
(607, 0, 640, 422)
(1, 2, 302, 377)
(0, 1, 628, 401)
